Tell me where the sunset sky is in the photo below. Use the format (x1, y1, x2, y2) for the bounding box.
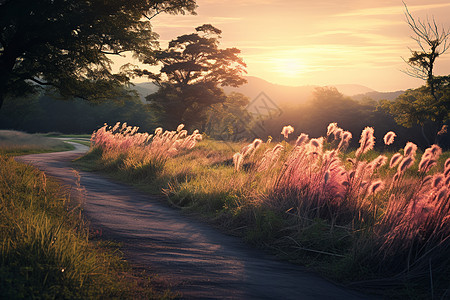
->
(121, 0, 450, 92)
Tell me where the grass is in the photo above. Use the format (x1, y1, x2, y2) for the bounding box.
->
(0, 130, 74, 156)
(0, 131, 176, 299)
(66, 139, 91, 147)
(41, 133, 92, 139)
(78, 122, 450, 299)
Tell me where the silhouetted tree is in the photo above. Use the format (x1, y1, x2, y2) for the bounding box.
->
(402, 4, 450, 100)
(146, 24, 247, 128)
(0, 0, 196, 110)
(385, 5, 450, 145)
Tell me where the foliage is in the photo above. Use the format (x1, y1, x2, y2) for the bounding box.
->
(0, 0, 197, 108)
(252, 86, 441, 149)
(0, 154, 174, 298)
(384, 4, 450, 142)
(203, 92, 252, 139)
(146, 24, 247, 128)
(402, 4, 450, 99)
(0, 92, 157, 134)
(382, 85, 450, 127)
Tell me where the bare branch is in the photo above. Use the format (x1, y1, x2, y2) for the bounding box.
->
(100, 50, 126, 56)
(28, 77, 52, 86)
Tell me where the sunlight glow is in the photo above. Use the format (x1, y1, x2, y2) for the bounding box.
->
(272, 58, 307, 77)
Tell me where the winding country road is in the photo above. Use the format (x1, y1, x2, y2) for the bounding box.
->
(17, 143, 375, 299)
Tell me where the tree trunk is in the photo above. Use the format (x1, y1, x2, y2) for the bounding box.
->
(421, 124, 430, 147)
(0, 92, 4, 111)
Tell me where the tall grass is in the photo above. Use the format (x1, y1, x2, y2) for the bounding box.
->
(83, 121, 450, 297)
(0, 154, 174, 298)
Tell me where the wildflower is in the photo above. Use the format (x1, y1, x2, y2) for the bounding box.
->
(338, 131, 352, 150)
(334, 128, 343, 140)
(431, 174, 445, 189)
(398, 156, 414, 174)
(310, 137, 322, 148)
(347, 158, 356, 165)
(327, 122, 338, 136)
(240, 143, 255, 157)
(389, 153, 403, 168)
(342, 131, 352, 143)
(272, 143, 284, 153)
(383, 131, 396, 145)
(252, 138, 263, 149)
(295, 133, 309, 146)
(233, 153, 244, 171)
(418, 158, 436, 173)
(177, 124, 185, 132)
(355, 127, 375, 158)
(436, 187, 448, 202)
(195, 134, 203, 141)
(371, 155, 388, 170)
(422, 175, 433, 186)
(404, 142, 417, 158)
(281, 125, 294, 139)
(178, 130, 188, 139)
(308, 137, 323, 155)
(112, 122, 120, 132)
(445, 158, 450, 170)
(444, 167, 450, 178)
(368, 180, 385, 195)
(437, 124, 448, 135)
(429, 144, 442, 157)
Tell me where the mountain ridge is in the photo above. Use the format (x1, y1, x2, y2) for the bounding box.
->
(132, 76, 402, 105)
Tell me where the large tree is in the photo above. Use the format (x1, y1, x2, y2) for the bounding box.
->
(386, 5, 450, 144)
(402, 4, 450, 100)
(145, 24, 247, 128)
(0, 0, 196, 109)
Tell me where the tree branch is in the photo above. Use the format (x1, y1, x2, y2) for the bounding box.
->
(100, 50, 126, 56)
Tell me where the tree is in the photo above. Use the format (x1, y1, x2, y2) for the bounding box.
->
(386, 4, 450, 144)
(0, 0, 197, 110)
(145, 24, 247, 128)
(203, 92, 251, 140)
(402, 4, 450, 100)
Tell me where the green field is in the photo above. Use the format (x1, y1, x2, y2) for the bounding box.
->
(0, 131, 174, 299)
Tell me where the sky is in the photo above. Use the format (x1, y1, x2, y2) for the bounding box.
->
(117, 0, 450, 92)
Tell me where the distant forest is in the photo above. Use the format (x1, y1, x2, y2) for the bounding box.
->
(0, 92, 156, 134)
(1, 85, 448, 150)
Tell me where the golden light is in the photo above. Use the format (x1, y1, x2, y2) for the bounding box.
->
(272, 58, 307, 78)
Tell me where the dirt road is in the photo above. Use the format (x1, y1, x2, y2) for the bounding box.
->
(17, 143, 374, 299)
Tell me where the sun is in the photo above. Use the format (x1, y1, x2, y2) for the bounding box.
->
(272, 58, 307, 77)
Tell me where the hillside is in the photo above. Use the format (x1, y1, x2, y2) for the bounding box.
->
(224, 76, 381, 106)
(131, 82, 159, 102)
(132, 76, 402, 106)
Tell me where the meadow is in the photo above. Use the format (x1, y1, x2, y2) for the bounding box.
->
(81, 121, 450, 298)
(0, 130, 74, 156)
(0, 132, 175, 299)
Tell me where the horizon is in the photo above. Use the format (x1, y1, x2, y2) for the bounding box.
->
(114, 0, 450, 93)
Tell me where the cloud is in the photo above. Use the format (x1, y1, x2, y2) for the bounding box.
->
(336, 3, 450, 17)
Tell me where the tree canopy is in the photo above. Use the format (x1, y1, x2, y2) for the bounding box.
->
(0, 0, 197, 109)
(146, 24, 247, 128)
